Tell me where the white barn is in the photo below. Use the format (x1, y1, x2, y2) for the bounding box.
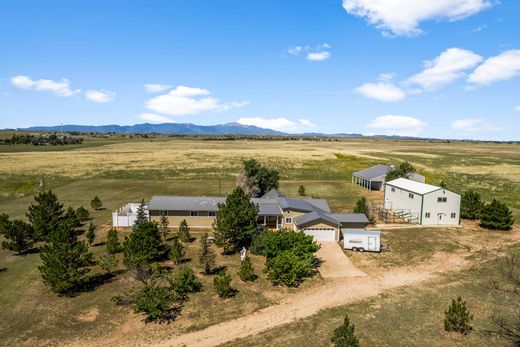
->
(384, 178, 461, 225)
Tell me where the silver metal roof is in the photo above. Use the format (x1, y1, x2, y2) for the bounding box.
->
(148, 196, 225, 212)
(294, 211, 340, 227)
(261, 189, 286, 199)
(352, 164, 394, 180)
(342, 229, 381, 237)
(328, 213, 369, 224)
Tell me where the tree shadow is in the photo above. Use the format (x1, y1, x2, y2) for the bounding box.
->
(0, 267, 7, 273)
(78, 272, 116, 293)
(179, 258, 192, 264)
(93, 241, 106, 247)
(210, 265, 227, 275)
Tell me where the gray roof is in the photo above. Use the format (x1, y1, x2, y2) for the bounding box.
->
(328, 213, 369, 224)
(278, 198, 331, 213)
(294, 211, 340, 227)
(352, 164, 394, 180)
(342, 229, 381, 237)
(261, 189, 286, 199)
(148, 196, 225, 212)
(256, 202, 282, 216)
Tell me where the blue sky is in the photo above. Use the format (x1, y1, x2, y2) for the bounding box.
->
(0, 0, 519, 140)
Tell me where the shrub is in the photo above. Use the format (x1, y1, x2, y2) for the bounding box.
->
(90, 195, 103, 210)
(178, 219, 191, 242)
(480, 199, 514, 230)
(461, 190, 484, 220)
(106, 228, 121, 254)
(264, 250, 315, 287)
(169, 238, 185, 265)
(238, 256, 256, 281)
(250, 229, 319, 259)
(298, 185, 306, 196)
(444, 296, 473, 334)
(170, 266, 202, 294)
(331, 314, 360, 347)
(133, 279, 180, 323)
(353, 197, 369, 216)
(214, 270, 234, 298)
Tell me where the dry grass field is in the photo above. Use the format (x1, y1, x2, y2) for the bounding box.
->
(0, 136, 519, 346)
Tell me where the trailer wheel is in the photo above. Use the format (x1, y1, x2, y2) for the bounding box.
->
(351, 247, 357, 252)
(358, 248, 365, 252)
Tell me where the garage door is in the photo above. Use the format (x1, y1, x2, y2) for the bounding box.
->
(303, 228, 336, 241)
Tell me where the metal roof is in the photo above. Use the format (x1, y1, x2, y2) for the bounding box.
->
(385, 178, 441, 195)
(328, 213, 369, 224)
(294, 211, 339, 227)
(352, 164, 394, 180)
(278, 198, 331, 213)
(261, 189, 286, 199)
(148, 196, 225, 211)
(256, 202, 282, 216)
(342, 229, 381, 237)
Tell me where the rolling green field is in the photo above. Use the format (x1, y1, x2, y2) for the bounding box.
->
(0, 135, 519, 346)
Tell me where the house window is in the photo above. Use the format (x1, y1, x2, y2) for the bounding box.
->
(451, 213, 456, 218)
(437, 197, 447, 203)
(425, 212, 431, 218)
(408, 193, 414, 199)
(208, 211, 216, 217)
(285, 217, 292, 224)
(160, 210, 168, 216)
(190, 211, 199, 217)
(391, 187, 395, 192)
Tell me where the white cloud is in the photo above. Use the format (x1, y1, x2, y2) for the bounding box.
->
(367, 115, 427, 136)
(10, 75, 80, 97)
(317, 42, 331, 50)
(306, 51, 331, 61)
(342, 0, 492, 36)
(236, 117, 316, 133)
(85, 89, 115, 103)
(515, 105, 520, 112)
(355, 82, 405, 102)
(451, 118, 502, 133)
(139, 112, 176, 123)
(468, 49, 520, 85)
(288, 46, 303, 55)
(406, 48, 483, 90)
(145, 85, 247, 116)
(144, 83, 172, 93)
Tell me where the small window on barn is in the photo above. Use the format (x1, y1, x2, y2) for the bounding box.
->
(208, 211, 216, 217)
(425, 212, 431, 218)
(391, 187, 395, 192)
(451, 213, 456, 218)
(160, 211, 168, 216)
(190, 211, 199, 217)
(285, 217, 292, 224)
(409, 193, 414, 199)
(437, 197, 447, 203)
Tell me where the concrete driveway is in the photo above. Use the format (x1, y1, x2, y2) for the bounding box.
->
(316, 242, 367, 278)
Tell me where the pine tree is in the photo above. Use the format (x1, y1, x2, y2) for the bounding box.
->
(298, 185, 306, 196)
(0, 213, 10, 234)
(123, 221, 162, 281)
(169, 238, 185, 265)
(26, 190, 65, 241)
(213, 270, 234, 298)
(444, 296, 473, 334)
(64, 206, 81, 228)
(178, 219, 191, 242)
(1, 219, 34, 255)
(480, 199, 514, 230)
(238, 256, 256, 281)
(461, 190, 484, 220)
(75, 206, 90, 222)
(38, 222, 94, 294)
(134, 199, 148, 227)
(331, 315, 360, 347)
(353, 197, 369, 216)
(159, 215, 169, 240)
(106, 228, 121, 254)
(198, 232, 216, 274)
(90, 195, 103, 210)
(86, 222, 96, 246)
(99, 253, 118, 275)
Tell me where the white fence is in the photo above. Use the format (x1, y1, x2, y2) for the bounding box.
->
(112, 203, 148, 227)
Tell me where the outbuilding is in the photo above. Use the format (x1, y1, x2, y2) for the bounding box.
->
(343, 229, 381, 252)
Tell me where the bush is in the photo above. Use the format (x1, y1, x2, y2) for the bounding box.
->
(480, 199, 514, 230)
(264, 250, 315, 287)
(106, 228, 121, 254)
(178, 219, 191, 242)
(444, 296, 473, 334)
(170, 266, 202, 294)
(250, 229, 319, 259)
(169, 238, 185, 265)
(331, 314, 360, 347)
(461, 190, 484, 220)
(238, 256, 256, 282)
(214, 270, 234, 298)
(133, 280, 179, 323)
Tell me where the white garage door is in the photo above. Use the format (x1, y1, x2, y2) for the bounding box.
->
(303, 228, 336, 241)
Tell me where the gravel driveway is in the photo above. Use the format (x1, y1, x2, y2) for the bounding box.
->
(316, 242, 367, 278)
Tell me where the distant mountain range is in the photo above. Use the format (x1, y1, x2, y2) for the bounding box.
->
(15, 122, 364, 137)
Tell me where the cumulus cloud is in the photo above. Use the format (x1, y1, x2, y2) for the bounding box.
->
(367, 115, 427, 136)
(288, 46, 303, 55)
(355, 82, 405, 102)
(287, 43, 332, 61)
(451, 118, 502, 133)
(306, 51, 331, 61)
(236, 117, 316, 133)
(468, 49, 520, 85)
(145, 85, 247, 116)
(85, 89, 115, 103)
(10, 75, 80, 97)
(144, 83, 172, 93)
(342, 0, 492, 36)
(406, 48, 483, 90)
(139, 112, 175, 123)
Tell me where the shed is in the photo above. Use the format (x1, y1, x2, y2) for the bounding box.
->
(342, 229, 381, 252)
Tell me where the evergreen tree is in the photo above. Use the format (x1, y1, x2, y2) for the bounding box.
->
(439, 181, 448, 189)
(1, 219, 34, 255)
(99, 253, 118, 275)
(331, 315, 360, 347)
(159, 215, 169, 240)
(385, 161, 416, 181)
(26, 190, 64, 241)
(90, 195, 103, 210)
(461, 190, 484, 220)
(0, 213, 10, 234)
(178, 219, 191, 242)
(123, 221, 162, 281)
(86, 222, 96, 246)
(353, 197, 369, 216)
(75, 206, 90, 222)
(106, 228, 121, 254)
(134, 199, 148, 227)
(238, 256, 256, 281)
(170, 266, 202, 295)
(169, 238, 185, 265)
(38, 222, 94, 294)
(298, 185, 306, 196)
(213, 270, 234, 298)
(480, 199, 514, 230)
(198, 232, 216, 274)
(64, 206, 81, 228)
(213, 187, 259, 254)
(444, 297, 473, 334)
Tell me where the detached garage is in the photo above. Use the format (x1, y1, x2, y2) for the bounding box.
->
(294, 211, 341, 241)
(343, 229, 381, 252)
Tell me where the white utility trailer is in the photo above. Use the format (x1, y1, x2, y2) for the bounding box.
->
(342, 229, 381, 252)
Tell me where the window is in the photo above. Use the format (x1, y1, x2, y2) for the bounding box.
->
(208, 211, 216, 217)
(391, 187, 395, 192)
(425, 212, 431, 218)
(437, 197, 447, 203)
(408, 193, 414, 199)
(285, 217, 292, 224)
(190, 211, 199, 217)
(451, 213, 456, 218)
(160, 210, 168, 216)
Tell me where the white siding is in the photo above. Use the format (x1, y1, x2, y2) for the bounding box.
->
(422, 189, 460, 225)
(384, 184, 423, 221)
